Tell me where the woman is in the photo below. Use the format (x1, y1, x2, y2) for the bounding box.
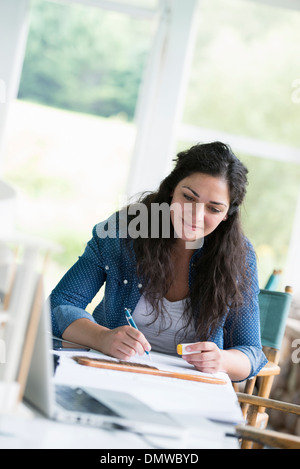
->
(50, 141, 267, 382)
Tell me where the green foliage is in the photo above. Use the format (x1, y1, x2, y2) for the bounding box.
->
(5, 153, 74, 199)
(20, 0, 300, 147)
(183, 0, 300, 147)
(240, 154, 300, 284)
(47, 227, 88, 270)
(19, 0, 152, 119)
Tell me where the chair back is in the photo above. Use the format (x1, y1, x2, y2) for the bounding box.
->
(264, 269, 282, 291)
(259, 289, 292, 350)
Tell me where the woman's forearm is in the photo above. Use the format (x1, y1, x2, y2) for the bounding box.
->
(62, 318, 151, 360)
(62, 318, 109, 351)
(181, 342, 252, 382)
(220, 349, 252, 382)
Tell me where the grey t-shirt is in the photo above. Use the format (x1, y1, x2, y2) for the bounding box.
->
(133, 295, 197, 356)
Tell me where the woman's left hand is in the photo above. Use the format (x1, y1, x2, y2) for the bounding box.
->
(182, 341, 224, 374)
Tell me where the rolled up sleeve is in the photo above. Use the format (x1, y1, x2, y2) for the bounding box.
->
(49, 225, 106, 337)
(224, 242, 267, 380)
(51, 304, 96, 337)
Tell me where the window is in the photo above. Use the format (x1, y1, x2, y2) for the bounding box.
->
(3, 0, 300, 290)
(2, 0, 157, 289)
(180, 0, 300, 286)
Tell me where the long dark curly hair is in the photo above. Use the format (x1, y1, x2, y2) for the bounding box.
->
(126, 141, 249, 341)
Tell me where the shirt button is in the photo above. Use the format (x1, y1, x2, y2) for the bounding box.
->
(105, 265, 109, 270)
(123, 279, 128, 284)
(138, 283, 142, 289)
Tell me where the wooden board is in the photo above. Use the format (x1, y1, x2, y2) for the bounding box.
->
(72, 356, 227, 385)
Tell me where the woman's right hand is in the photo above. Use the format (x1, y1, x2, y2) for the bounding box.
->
(98, 325, 151, 361)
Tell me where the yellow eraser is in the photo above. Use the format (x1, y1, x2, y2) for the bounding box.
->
(177, 343, 197, 355)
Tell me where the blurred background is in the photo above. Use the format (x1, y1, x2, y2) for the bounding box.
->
(0, 0, 300, 295)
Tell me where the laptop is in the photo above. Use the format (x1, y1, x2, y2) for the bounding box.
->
(24, 301, 181, 438)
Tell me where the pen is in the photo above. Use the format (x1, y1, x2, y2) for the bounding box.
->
(124, 308, 151, 357)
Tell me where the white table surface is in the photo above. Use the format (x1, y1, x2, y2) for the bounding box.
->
(0, 350, 241, 450)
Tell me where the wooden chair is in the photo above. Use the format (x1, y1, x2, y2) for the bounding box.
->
(235, 394, 300, 449)
(264, 269, 282, 291)
(234, 286, 293, 448)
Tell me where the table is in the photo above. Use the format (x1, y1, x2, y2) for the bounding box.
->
(0, 349, 242, 450)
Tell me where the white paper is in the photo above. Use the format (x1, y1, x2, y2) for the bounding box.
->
(53, 349, 243, 424)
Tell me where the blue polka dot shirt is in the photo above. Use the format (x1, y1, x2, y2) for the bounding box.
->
(50, 212, 267, 380)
